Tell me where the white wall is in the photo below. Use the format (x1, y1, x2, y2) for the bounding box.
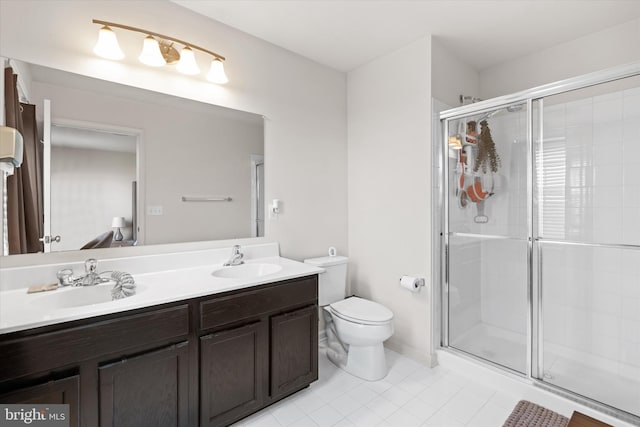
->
(347, 36, 433, 365)
(480, 18, 640, 99)
(431, 38, 481, 108)
(0, 0, 347, 265)
(50, 146, 135, 251)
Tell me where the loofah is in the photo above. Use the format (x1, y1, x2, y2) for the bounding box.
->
(108, 271, 137, 300)
(474, 119, 501, 174)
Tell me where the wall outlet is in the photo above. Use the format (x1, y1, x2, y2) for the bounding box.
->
(147, 206, 163, 216)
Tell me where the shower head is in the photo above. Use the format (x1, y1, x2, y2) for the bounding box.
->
(477, 110, 500, 122)
(476, 103, 524, 122)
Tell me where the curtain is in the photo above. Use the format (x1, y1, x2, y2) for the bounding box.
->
(5, 66, 43, 254)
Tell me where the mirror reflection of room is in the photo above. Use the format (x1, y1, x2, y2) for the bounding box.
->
(51, 124, 137, 251)
(1, 60, 265, 256)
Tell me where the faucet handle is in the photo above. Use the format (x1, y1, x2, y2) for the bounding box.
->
(85, 258, 98, 274)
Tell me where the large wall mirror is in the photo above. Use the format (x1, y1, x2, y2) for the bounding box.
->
(2, 60, 265, 256)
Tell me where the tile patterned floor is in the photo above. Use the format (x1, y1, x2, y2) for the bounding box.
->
(231, 346, 631, 427)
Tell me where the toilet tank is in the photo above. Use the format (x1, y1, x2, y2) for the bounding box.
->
(304, 256, 348, 306)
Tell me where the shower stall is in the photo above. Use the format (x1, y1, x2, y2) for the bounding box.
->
(437, 62, 640, 423)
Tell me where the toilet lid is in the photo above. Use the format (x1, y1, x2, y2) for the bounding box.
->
(330, 297, 393, 324)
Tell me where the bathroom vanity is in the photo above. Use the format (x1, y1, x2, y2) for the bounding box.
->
(0, 245, 322, 427)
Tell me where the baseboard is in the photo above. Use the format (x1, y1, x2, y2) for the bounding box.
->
(384, 337, 437, 367)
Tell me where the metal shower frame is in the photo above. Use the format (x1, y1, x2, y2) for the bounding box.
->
(435, 61, 640, 423)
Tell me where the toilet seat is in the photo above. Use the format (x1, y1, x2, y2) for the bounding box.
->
(329, 297, 393, 326)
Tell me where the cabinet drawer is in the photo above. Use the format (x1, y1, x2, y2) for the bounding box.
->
(200, 276, 317, 330)
(0, 304, 189, 383)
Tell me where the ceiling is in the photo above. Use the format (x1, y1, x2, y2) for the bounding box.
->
(173, 0, 640, 72)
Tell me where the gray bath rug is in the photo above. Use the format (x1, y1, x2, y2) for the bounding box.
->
(502, 400, 569, 427)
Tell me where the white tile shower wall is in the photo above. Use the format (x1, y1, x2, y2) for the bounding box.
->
(447, 109, 530, 343)
(477, 112, 529, 335)
(447, 112, 528, 239)
(539, 83, 640, 379)
(448, 238, 482, 341)
(479, 239, 528, 336)
(540, 85, 640, 245)
(542, 244, 640, 380)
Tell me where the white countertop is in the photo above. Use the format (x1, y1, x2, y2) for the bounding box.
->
(0, 255, 323, 335)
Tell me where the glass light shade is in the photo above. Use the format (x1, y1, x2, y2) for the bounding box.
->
(176, 47, 200, 75)
(207, 59, 229, 84)
(93, 26, 125, 60)
(139, 36, 166, 67)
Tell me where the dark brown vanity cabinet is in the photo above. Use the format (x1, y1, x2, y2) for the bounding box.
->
(198, 275, 318, 427)
(270, 305, 318, 400)
(98, 342, 191, 427)
(0, 274, 318, 427)
(0, 304, 191, 426)
(0, 376, 80, 427)
(200, 322, 268, 426)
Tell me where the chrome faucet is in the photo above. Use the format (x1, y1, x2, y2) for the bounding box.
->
(80, 258, 106, 286)
(54, 259, 136, 300)
(56, 259, 106, 287)
(223, 245, 244, 266)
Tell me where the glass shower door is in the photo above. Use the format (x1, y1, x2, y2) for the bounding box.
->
(445, 103, 530, 374)
(535, 77, 640, 418)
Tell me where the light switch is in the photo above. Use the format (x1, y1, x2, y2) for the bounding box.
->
(147, 206, 163, 216)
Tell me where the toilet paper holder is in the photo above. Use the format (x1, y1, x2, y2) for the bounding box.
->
(399, 276, 426, 292)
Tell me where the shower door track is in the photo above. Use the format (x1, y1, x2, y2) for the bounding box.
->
(537, 238, 640, 251)
(439, 61, 639, 120)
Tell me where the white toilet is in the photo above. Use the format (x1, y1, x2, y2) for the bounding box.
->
(304, 255, 394, 381)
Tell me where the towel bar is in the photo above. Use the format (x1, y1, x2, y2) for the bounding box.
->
(181, 196, 232, 202)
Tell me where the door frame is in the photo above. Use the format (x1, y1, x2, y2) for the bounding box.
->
(250, 154, 264, 238)
(46, 117, 144, 249)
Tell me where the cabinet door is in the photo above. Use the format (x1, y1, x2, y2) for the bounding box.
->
(98, 342, 190, 427)
(0, 375, 80, 427)
(200, 321, 267, 427)
(270, 305, 318, 400)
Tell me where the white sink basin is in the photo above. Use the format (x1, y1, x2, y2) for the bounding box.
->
(211, 263, 282, 279)
(30, 283, 139, 310)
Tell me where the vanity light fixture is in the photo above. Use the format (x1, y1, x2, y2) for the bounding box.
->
(138, 35, 167, 67)
(93, 25, 125, 60)
(176, 46, 200, 75)
(92, 19, 228, 84)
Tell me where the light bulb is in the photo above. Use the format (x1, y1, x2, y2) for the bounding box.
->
(139, 36, 166, 67)
(176, 46, 200, 75)
(93, 26, 125, 60)
(207, 58, 228, 84)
